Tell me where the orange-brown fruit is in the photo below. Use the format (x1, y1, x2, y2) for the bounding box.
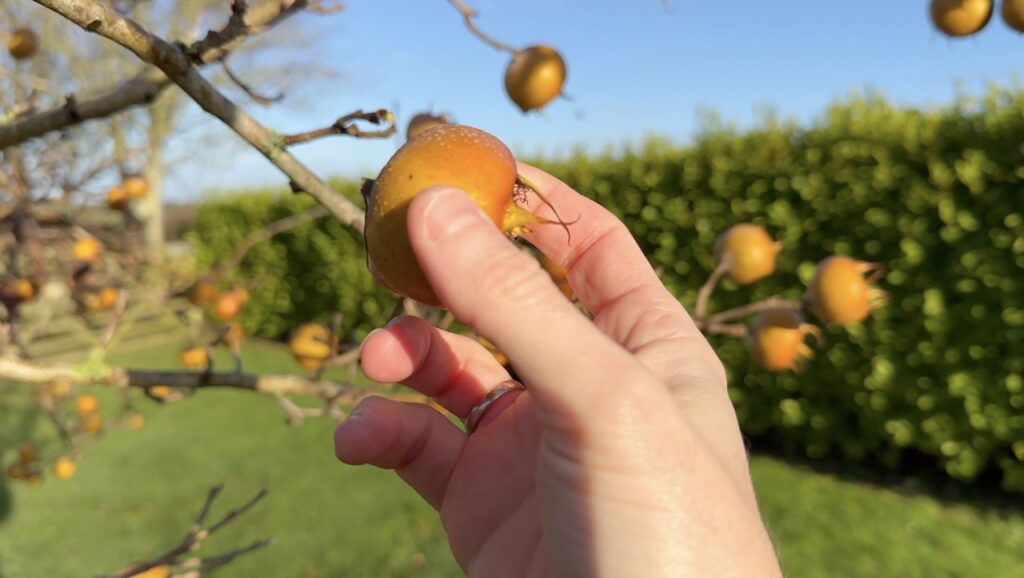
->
(106, 185, 129, 211)
(6, 462, 29, 480)
(11, 278, 36, 301)
(179, 347, 209, 369)
(7, 28, 38, 60)
(930, 0, 994, 36)
(18, 442, 39, 463)
(747, 309, 822, 372)
(213, 291, 242, 321)
(289, 323, 335, 371)
(53, 456, 76, 479)
(505, 45, 567, 113)
(186, 278, 217, 306)
(807, 256, 886, 325)
(538, 253, 574, 300)
(123, 176, 149, 200)
(406, 113, 450, 141)
(365, 125, 562, 305)
(73, 237, 103, 264)
(129, 565, 170, 578)
(97, 286, 120, 311)
(1002, 0, 1024, 31)
(74, 394, 98, 416)
(714, 224, 781, 285)
(148, 385, 173, 399)
(82, 413, 103, 434)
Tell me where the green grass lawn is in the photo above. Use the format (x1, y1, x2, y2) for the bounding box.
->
(2, 341, 1023, 577)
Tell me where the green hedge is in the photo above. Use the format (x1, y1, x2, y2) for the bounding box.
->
(189, 88, 1024, 491)
(186, 182, 394, 342)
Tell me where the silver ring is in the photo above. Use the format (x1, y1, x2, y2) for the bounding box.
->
(465, 380, 527, 434)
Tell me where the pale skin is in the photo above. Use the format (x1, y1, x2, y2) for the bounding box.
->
(334, 164, 783, 577)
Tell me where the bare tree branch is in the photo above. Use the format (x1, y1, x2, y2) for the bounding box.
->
(0, 355, 357, 398)
(104, 485, 271, 578)
(0, 0, 321, 149)
(29, 0, 366, 232)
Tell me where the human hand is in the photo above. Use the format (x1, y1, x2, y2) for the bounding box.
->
(335, 163, 782, 577)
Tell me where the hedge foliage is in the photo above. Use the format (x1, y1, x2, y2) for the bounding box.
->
(187, 182, 394, 342)
(189, 88, 1024, 490)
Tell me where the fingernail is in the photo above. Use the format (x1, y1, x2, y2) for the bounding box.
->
(423, 188, 487, 243)
(384, 316, 409, 328)
(345, 404, 368, 422)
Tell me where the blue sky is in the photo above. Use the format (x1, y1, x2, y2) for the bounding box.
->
(167, 0, 1024, 200)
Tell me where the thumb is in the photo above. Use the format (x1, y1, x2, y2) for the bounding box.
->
(407, 186, 655, 421)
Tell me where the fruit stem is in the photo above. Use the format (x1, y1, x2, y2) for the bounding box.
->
(515, 174, 576, 242)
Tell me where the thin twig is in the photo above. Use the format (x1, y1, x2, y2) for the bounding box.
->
(275, 393, 307, 426)
(447, 0, 518, 54)
(194, 537, 275, 572)
(701, 323, 748, 338)
(97, 289, 128, 349)
(282, 109, 397, 145)
(220, 204, 328, 272)
(321, 347, 360, 369)
(706, 297, 806, 326)
(221, 55, 284, 106)
(694, 259, 730, 320)
(104, 485, 269, 578)
(193, 484, 224, 529)
(206, 488, 269, 535)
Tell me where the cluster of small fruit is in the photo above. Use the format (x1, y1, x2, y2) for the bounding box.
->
(184, 277, 251, 324)
(176, 278, 251, 372)
(4, 443, 74, 485)
(930, 0, 1024, 37)
(288, 322, 339, 373)
(714, 225, 885, 373)
(1, 177, 148, 318)
(104, 175, 151, 213)
(69, 236, 125, 314)
(3, 390, 111, 485)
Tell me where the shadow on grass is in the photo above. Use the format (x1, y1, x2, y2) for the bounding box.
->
(0, 479, 11, 522)
(0, 383, 49, 522)
(747, 436, 1024, 518)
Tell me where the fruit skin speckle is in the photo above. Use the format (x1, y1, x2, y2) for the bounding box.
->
(365, 125, 518, 305)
